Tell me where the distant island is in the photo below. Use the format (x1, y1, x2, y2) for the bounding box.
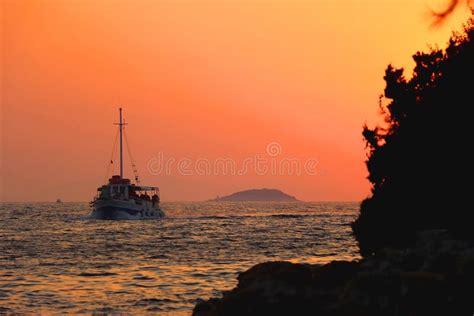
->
(213, 188, 299, 202)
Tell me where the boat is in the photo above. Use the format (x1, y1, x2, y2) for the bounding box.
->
(90, 108, 165, 220)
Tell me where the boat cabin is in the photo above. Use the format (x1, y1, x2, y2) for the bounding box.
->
(97, 175, 160, 204)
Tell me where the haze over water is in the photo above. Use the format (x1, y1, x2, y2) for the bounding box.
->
(0, 201, 359, 314)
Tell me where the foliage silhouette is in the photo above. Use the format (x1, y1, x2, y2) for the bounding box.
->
(352, 14, 473, 257)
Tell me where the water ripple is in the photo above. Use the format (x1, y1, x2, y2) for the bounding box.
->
(0, 201, 360, 313)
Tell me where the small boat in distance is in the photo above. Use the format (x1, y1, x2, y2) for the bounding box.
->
(90, 108, 165, 220)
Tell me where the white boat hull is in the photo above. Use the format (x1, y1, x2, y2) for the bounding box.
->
(90, 199, 164, 220)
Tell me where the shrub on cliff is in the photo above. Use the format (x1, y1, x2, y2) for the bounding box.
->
(352, 14, 474, 256)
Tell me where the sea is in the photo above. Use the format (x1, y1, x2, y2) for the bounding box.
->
(0, 201, 360, 314)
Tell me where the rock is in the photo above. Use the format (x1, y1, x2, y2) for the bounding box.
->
(193, 261, 359, 316)
(193, 231, 474, 316)
(236, 261, 314, 291)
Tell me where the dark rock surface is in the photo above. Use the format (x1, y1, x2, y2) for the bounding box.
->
(193, 230, 474, 316)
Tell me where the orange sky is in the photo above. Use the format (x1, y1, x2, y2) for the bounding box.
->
(1, 0, 471, 202)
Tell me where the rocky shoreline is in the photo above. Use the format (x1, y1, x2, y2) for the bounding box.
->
(193, 230, 474, 316)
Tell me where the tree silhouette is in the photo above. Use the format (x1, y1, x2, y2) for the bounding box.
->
(352, 14, 473, 256)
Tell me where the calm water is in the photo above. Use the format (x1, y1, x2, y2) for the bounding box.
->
(0, 201, 360, 314)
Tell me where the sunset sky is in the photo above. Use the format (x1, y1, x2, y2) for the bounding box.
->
(1, 0, 471, 202)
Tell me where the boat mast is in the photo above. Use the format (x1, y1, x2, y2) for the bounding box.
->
(119, 108, 123, 179)
(114, 108, 126, 179)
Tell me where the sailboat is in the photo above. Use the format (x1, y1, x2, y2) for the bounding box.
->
(90, 108, 165, 220)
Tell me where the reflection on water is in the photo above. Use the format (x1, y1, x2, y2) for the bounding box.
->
(0, 201, 360, 314)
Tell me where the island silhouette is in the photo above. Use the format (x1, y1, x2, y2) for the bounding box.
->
(212, 189, 298, 202)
